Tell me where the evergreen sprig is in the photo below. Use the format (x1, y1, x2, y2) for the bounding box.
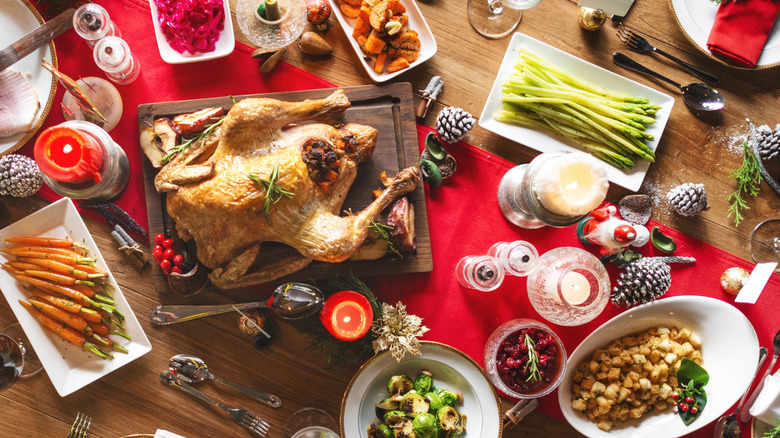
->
(162, 116, 226, 164)
(523, 334, 542, 383)
(246, 164, 295, 224)
(368, 220, 401, 257)
(728, 140, 762, 227)
(764, 420, 780, 438)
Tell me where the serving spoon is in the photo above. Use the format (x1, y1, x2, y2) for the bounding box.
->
(149, 282, 324, 325)
(612, 52, 725, 112)
(713, 346, 767, 438)
(169, 354, 282, 408)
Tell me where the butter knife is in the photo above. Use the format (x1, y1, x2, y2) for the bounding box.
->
(0, 8, 75, 72)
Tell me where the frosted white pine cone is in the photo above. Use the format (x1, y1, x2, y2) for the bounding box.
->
(435, 107, 475, 143)
(666, 183, 708, 217)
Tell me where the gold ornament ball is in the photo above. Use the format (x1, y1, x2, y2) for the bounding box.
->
(579, 7, 607, 31)
(720, 267, 750, 295)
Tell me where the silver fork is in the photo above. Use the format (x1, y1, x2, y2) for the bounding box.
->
(68, 412, 91, 438)
(160, 371, 269, 436)
(617, 24, 720, 84)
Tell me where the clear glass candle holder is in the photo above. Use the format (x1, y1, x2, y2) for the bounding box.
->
(484, 318, 567, 399)
(488, 240, 539, 276)
(73, 3, 121, 47)
(456, 255, 505, 292)
(497, 151, 608, 229)
(38, 120, 130, 201)
(526, 247, 610, 326)
(237, 0, 307, 49)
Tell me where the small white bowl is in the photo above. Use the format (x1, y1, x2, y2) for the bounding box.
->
(148, 0, 235, 64)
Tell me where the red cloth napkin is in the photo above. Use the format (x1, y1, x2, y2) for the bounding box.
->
(366, 125, 779, 438)
(706, 0, 780, 68)
(20, 0, 333, 231)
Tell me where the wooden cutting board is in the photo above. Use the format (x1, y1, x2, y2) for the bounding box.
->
(138, 83, 432, 294)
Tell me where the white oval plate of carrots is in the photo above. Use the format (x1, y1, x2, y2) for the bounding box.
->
(0, 198, 152, 397)
(328, 0, 437, 82)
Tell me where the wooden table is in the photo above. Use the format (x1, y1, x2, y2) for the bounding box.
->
(2, 0, 778, 436)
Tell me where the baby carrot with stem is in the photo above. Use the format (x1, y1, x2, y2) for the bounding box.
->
(87, 320, 131, 340)
(5, 236, 88, 251)
(14, 269, 95, 287)
(18, 300, 112, 359)
(7, 246, 89, 258)
(26, 298, 92, 334)
(90, 333, 129, 353)
(12, 273, 118, 316)
(17, 257, 105, 280)
(26, 288, 103, 323)
(1, 249, 95, 266)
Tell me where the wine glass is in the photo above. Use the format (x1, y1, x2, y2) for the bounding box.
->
(467, 0, 543, 39)
(282, 407, 339, 438)
(749, 218, 780, 271)
(0, 333, 23, 390)
(2, 323, 43, 381)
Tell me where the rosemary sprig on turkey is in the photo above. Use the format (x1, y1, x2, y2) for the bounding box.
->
(367, 220, 401, 257)
(246, 164, 295, 224)
(162, 115, 226, 164)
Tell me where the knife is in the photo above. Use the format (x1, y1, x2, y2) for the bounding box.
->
(0, 8, 76, 72)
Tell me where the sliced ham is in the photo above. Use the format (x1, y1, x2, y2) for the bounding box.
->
(0, 69, 40, 137)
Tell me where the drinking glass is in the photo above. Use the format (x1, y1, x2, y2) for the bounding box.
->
(467, 0, 543, 39)
(282, 407, 339, 438)
(61, 77, 123, 132)
(236, 0, 308, 49)
(749, 218, 780, 271)
(1, 323, 43, 389)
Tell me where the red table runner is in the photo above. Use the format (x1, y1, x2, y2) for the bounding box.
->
(19, 1, 778, 437)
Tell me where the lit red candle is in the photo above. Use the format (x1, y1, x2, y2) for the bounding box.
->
(320, 291, 373, 341)
(34, 125, 103, 184)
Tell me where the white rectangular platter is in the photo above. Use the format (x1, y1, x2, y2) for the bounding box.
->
(329, 0, 437, 82)
(479, 32, 675, 192)
(0, 198, 152, 397)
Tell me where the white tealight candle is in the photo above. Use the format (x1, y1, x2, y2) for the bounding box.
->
(559, 270, 590, 305)
(532, 152, 609, 216)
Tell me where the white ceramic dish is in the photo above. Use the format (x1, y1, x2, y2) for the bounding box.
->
(148, 0, 235, 64)
(0, 198, 152, 397)
(479, 32, 675, 192)
(668, 0, 780, 69)
(328, 0, 437, 82)
(341, 341, 502, 437)
(0, 0, 57, 155)
(557, 296, 760, 438)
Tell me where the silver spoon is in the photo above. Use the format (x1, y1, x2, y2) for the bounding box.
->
(612, 52, 725, 112)
(713, 346, 768, 438)
(739, 328, 780, 422)
(169, 354, 282, 408)
(149, 282, 324, 325)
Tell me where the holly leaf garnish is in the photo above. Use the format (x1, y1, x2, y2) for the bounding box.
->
(675, 358, 709, 425)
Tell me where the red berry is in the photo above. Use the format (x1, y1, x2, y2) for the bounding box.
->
(172, 254, 184, 266)
(680, 403, 688, 412)
(153, 244, 164, 253)
(155, 234, 165, 245)
(171, 266, 182, 274)
(163, 248, 175, 260)
(685, 396, 693, 403)
(160, 259, 172, 275)
(153, 250, 164, 262)
(671, 393, 679, 399)
(690, 407, 698, 414)
(162, 238, 174, 249)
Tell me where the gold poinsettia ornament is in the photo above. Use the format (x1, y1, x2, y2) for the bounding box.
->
(372, 301, 430, 362)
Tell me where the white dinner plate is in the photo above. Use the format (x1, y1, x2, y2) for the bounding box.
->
(329, 0, 437, 82)
(0, 0, 57, 155)
(558, 296, 760, 438)
(340, 341, 502, 437)
(479, 32, 675, 192)
(668, 0, 780, 69)
(148, 0, 235, 64)
(0, 198, 153, 397)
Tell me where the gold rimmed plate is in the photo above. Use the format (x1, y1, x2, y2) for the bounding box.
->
(0, 0, 58, 155)
(340, 341, 502, 437)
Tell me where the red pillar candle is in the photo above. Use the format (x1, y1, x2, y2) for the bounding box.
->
(319, 291, 373, 341)
(34, 125, 104, 183)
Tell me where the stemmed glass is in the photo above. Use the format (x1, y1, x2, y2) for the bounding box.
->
(749, 218, 780, 271)
(282, 407, 339, 438)
(0, 323, 43, 390)
(467, 0, 543, 39)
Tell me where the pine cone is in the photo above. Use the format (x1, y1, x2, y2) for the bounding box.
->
(610, 257, 672, 307)
(0, 154, 42, 198)
(666, 183, 708, 217)
(435, 107, 475, 144)
(755, 123, 780, 161)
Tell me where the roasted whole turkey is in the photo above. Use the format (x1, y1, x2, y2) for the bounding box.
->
(145, 89, 420, 289)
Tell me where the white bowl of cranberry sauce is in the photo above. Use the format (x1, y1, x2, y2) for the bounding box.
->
(483, 318, 567, 399)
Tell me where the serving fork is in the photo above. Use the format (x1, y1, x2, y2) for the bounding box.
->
(617, 24, 720, 85)
(160, 371, 269, 436)
(67, 412, 91, 438)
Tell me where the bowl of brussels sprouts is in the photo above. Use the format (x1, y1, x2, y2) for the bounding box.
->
(340, 341, 503, 438)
